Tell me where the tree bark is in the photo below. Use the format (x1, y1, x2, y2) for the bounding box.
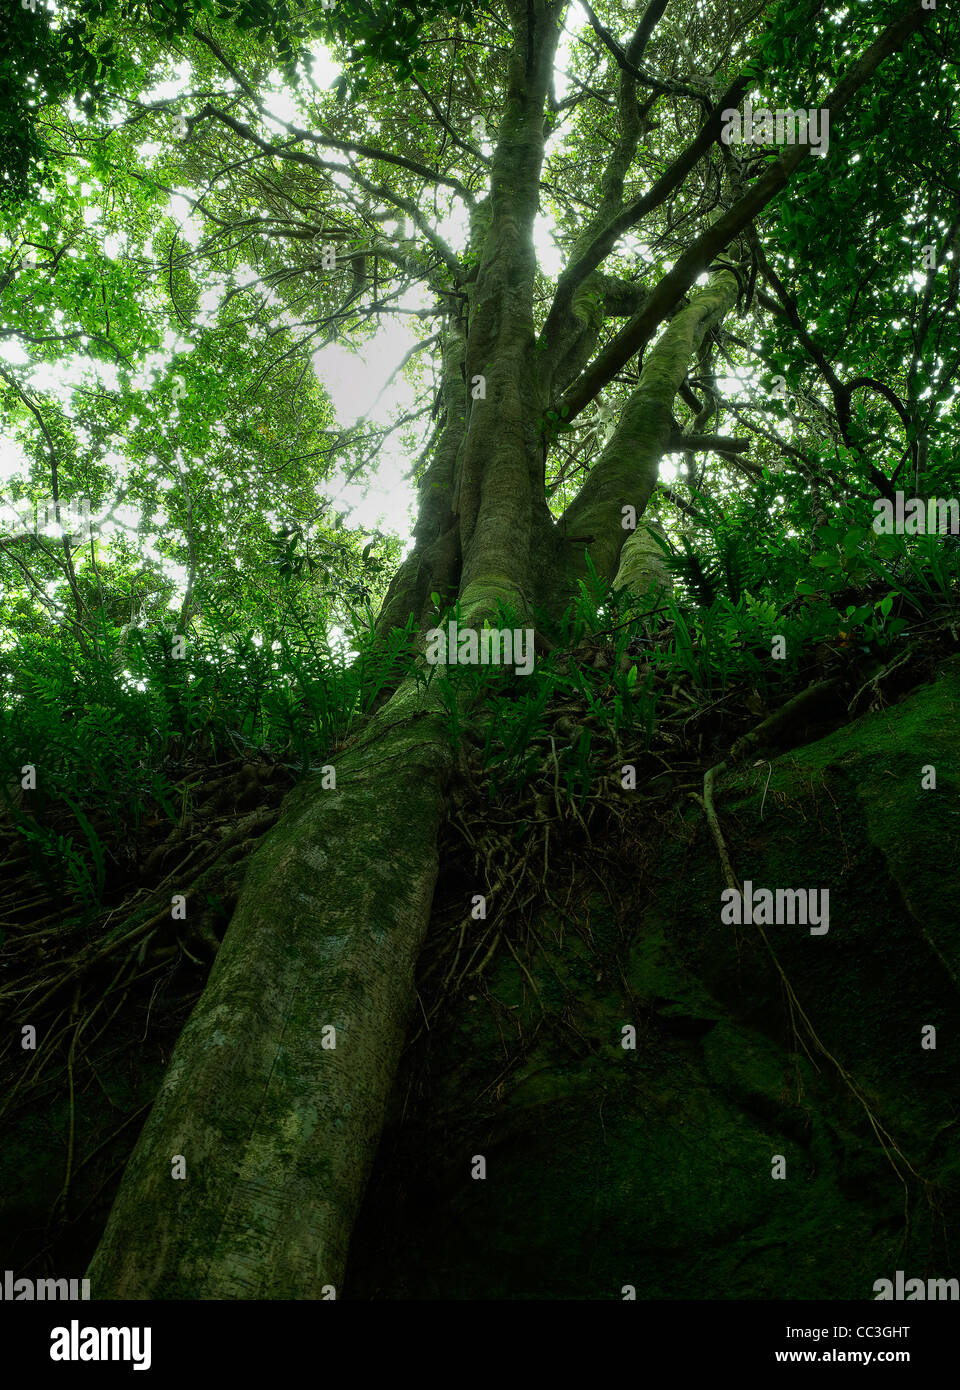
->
(87, 683, 453, 1297)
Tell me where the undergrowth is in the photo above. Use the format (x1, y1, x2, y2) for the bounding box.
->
(0, 518, 957, 1273)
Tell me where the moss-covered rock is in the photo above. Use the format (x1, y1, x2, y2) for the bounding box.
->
(346, 660, 960, 1299)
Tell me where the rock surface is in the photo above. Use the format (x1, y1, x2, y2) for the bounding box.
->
(346, 659, 960, 1298)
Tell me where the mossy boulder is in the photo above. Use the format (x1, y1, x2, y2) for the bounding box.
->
(346, 659, 960, 1299)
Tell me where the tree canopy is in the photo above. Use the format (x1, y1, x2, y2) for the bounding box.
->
(2, 0, 955, 672)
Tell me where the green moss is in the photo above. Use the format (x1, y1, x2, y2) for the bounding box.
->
(346, 660, 960, 1299)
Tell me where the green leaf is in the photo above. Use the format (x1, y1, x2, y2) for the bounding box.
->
(842, 526, 867, 557)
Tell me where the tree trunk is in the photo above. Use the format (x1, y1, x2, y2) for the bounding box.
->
(86, 0, 932, 1297)
(87, 684, 453, 1297)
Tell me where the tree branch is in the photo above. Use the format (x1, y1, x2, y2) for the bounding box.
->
(193, 105, 476, 204)
(554, 0, 933, 423)
(667, 432, 751, 454)
(540, 70, 750, 350)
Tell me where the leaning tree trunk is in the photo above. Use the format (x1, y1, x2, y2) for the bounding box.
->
(86, 683, 455, 1297)
(87, 0, 926, 1298)
(87, 0, 563, 1302)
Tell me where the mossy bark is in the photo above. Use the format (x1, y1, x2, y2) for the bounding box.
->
(87, 682, 454, 1297)
(561, 267, 739, 588)
(375, 319, 466, 639)
(612, 519, 674, 603)
(453, 1, 561, 624)
(86, 6, 568, 1300)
